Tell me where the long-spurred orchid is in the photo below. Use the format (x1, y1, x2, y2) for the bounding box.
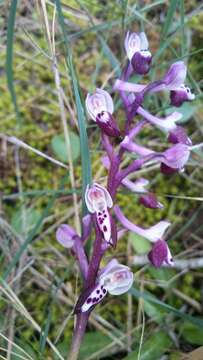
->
(114, 61, 195, 108)
(125, 31, 152, 75)
(114, 206, 173, 268)
(85, 183, 114, 245)
(74, 259, 133, 313)
(85, 88, 121, 137)
(56, 29, 202, 359)
(120, 136, 191, 173)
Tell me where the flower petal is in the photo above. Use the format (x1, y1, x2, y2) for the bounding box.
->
(139, 32, 149, 50)
(148, 240, 168, 268)
(56, 224, 76, 248)
(85, 89, 114, 121)
(124, 31, 141, 60)
(122, 177, 149, 193)
(168, 126, 192, 146)
(163, 61, 187, 90)
(162, 143, 190, 169)
(139, 193, 164, 209)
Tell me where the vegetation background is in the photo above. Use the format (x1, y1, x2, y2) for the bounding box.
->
(0, 0, 203, 359)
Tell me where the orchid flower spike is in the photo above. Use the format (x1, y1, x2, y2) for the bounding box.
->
(85, 89, 121, 137)
(148, 240, 174, 268)
(75, 259, 134, 313)
(124, 31, 152, 75)
(85, 183, 114, 245)
(163, 61, 195, 107)
(56, 224, 77, 248)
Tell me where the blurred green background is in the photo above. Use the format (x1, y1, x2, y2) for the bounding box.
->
(0, 0, 203, 359)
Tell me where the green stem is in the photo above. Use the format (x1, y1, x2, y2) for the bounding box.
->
(68, 313, 89, 360)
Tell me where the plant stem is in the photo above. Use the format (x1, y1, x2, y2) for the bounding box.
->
(68, 313, 89, 360)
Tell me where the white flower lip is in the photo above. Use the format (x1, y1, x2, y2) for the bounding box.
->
(85, 183, 113, 214)
(85, 89, 114, 121)
(99, 259, 134, 295)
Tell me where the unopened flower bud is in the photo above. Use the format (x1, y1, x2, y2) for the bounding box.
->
(56, 224, 76, 248)
(139, 193, 163, 209)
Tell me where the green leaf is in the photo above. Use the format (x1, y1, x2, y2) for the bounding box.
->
(11, 207, 41, 235)
(51, 132, 80, 163)
(148, 267, 176, 283)
(57, 332, 112, 359)
(129, 232, 151, 255)
(123, 331, 172, 360)
(143, 300, 166, 324)
(161, 0, 178, 40)
(181, 322, 203, 345)
(131, 287, 203, 329)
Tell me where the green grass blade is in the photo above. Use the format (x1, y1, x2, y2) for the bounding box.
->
(161, 0, 178, 40)
(55, 0, 91, 216)
(131, 287, 203, 329)
(6, 0, 20, 124)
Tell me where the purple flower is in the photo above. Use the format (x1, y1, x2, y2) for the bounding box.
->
(162, 143, 190, 171)
(163, 61, 195, 106)
(75, 259, 133, 313)
(56, 224, 76, 248)
(122, 177, 149, 193)
(114, 205, 170, 243)
(163, 61, 187, 90)
(85, 89, 120, 137)
(138, 108, 182, 133)
(85, 183, 113, 244)
(168, 126, 192, 146)
(124, 32, 152, 75)
(139, 193, 164, 209)
(170, 87, 195, 107)
(148, 240, 174, 268)
(114, 61, 195, 107)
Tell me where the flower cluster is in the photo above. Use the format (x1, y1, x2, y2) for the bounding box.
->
(56, 31, 199, 316)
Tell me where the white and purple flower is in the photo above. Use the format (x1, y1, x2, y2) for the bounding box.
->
(85, 183, 116, 246)
(75, 259, 134, 313)
(124, 31, 152, 75)
(85, 89, 121, 137)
